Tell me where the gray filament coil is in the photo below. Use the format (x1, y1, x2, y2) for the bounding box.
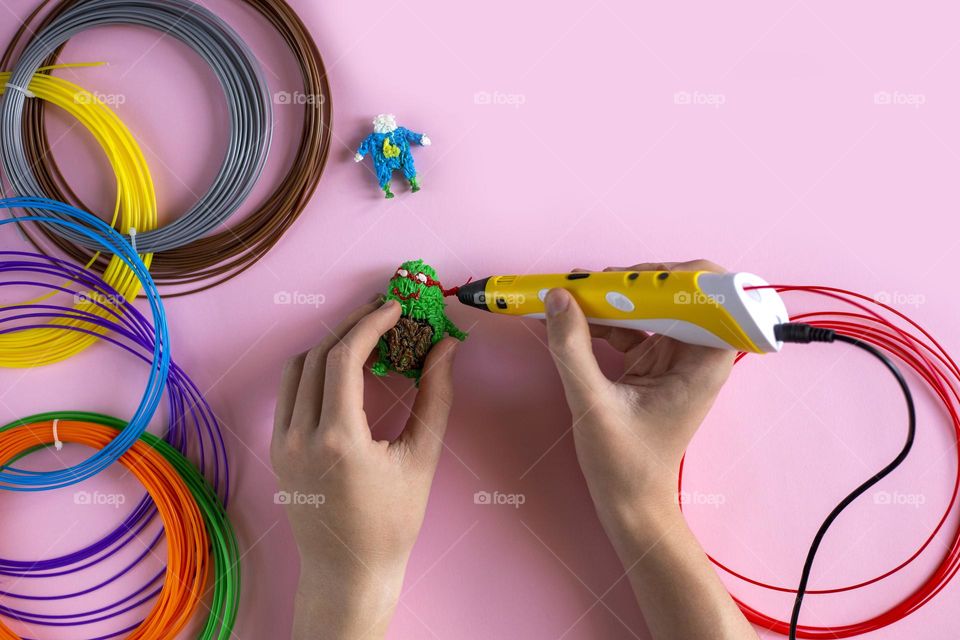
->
(0, 0, 273, 253)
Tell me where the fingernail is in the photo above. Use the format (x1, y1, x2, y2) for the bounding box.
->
(383, 299, 399, 310)
(545, 289, 569, 317)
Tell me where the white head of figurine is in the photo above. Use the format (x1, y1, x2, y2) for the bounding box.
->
(372, 113, 398, 134)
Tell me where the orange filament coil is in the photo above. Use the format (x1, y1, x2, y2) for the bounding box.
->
(0, 421, 207, 639)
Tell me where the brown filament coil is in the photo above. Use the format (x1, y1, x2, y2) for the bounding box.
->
(0, 0, 332, 295)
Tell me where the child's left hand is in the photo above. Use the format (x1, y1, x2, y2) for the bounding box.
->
(271, 299, 459, 640)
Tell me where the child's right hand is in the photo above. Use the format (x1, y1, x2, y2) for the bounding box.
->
(542, 260, 736, 544)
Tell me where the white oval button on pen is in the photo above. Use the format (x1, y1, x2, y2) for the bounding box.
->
(605, 291, 635, 312)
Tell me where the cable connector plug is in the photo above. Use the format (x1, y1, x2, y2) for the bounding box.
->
(774, 322, 836, 343)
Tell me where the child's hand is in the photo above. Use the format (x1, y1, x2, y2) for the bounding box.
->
(543, 260, 735, 537)
(271, 300, 458, 640)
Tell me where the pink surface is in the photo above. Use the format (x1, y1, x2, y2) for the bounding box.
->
(1, 0, 959, 638)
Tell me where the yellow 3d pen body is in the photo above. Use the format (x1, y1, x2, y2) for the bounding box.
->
(455, 271, 789, 353)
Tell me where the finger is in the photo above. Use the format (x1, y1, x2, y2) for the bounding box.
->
(603, 259, 726, 273)
(537, 266, 591, 329)
(673, 258, 726, 273)
(589, 323, 650, 352)
(623, 332, 673, 378)
(670, 340, 737, 387)
(274, 352, 306, 435)
(604, 262, 675, 272)
(566, 266, 649, 352)
(545, 300, 650, 352)
(321, 300, 402, 425)
(397, 338, 458, 466)
(289, 300, 381, 431)
(543, 288, 610, 412)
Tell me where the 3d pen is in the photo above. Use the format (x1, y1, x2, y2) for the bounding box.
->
(455, 271, 789, 353)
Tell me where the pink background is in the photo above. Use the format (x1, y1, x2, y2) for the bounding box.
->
(1, 0, 959, 638)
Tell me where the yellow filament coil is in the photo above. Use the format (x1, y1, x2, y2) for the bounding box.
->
(0, 70, 156, 366)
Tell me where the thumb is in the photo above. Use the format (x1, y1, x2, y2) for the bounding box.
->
(400, 338, 458, 467)
(544, 289, 609, 412)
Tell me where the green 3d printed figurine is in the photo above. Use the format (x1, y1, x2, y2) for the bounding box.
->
(372, 259, 467, 381)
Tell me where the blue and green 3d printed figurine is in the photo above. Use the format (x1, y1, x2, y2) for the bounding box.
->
(354, 114, 431, 198)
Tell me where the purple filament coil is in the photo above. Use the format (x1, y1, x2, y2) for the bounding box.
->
(0, 251, 229, 632)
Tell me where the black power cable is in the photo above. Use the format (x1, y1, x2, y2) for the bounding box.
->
(774, 323, 917, 640)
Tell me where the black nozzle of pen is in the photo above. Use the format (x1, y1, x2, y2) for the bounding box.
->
(455, 277, 490, 311)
